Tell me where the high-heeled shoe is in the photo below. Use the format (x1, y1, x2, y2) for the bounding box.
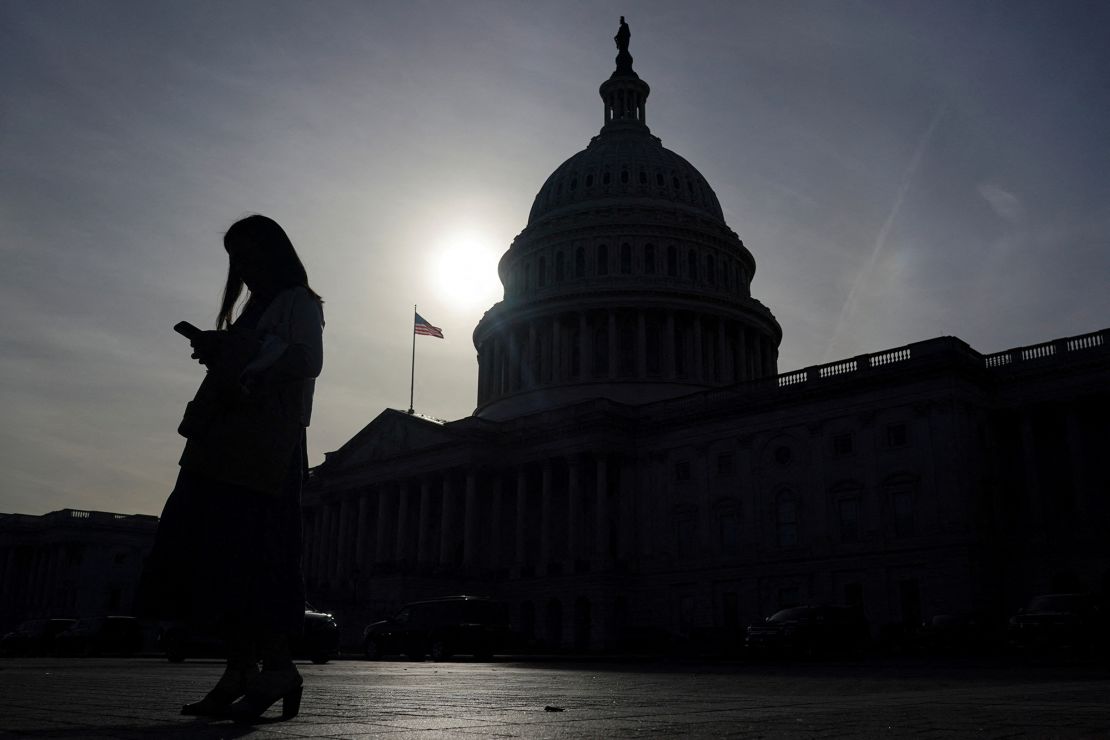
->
(181, 664, 259, 716)
(227, 667, 303, 722)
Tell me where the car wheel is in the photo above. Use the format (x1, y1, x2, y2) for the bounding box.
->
(310, 655, 330, 665)
(364, 637, 382, 660)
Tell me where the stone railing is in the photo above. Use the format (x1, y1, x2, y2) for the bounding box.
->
(981, 328, 1106, 369)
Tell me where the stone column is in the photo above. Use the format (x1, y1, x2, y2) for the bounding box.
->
(540, 459, 553, 570)
(526, 321, 537, 388)
(508, 330, 520, 392)
(417, 476, 434, 565)
(1064, 406, 1088, 515)
(595, 455, 609, 563)
(637, 311, 647, 377)
(395, 481, 411, 563)
(323, 503, 338, 581)
(608, 311, 618, 379)
(490, 474, 504, 569)
(515, 467, 528, 567)
(718, 319, 728, 382)
(354, 492, 371, 572)
(375, 487, 391, 563)
(311, 505, 325, 582)
(463, 471, 480, 567)
(1020, 415, 1043, 529)
(580, 312, 592, 379)
(440, 473, 457, 565)
(665, 312, 676, 379)
(567, 456, 582, 566)
(552, 315, 562, 383)
(752, 332, 763, 380)
(693, 317, 704, 381)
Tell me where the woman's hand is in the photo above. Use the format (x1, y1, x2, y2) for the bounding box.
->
(189, 331, 227, 366)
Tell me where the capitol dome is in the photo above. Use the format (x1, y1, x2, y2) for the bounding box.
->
(473, 18, 781, 420)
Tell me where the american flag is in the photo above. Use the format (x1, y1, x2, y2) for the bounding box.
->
(414, 312, 444, 338)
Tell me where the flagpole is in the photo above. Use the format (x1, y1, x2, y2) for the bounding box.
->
(408, 304, 416, 414)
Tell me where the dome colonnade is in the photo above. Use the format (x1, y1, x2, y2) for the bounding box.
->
(473, 17, 781, 420)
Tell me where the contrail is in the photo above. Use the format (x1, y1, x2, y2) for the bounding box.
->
(822, 104, 948, 362)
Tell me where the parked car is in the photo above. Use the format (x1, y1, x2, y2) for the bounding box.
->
(159, 603, 339, 663)
(1007, 593, 1106, 652)
(0, 618, 77, 657)
(746, 605, 869, 658)
(362, 595, 509, 660)
(54, 616, 143, 656)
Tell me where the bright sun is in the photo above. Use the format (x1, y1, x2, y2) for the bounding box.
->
(431, 232, 503, 310)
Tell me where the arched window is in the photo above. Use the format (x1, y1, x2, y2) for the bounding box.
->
(717, 499, 741, 552)
(667, 245, 677, 277)
(687, 250, 698, 281)
(885, 475, 917, 537)
(775, 493, 798, 547)
(537, 256, 547, 288)
(706, 254, 715, 285)
(620, 243, 632, 274)
(597, 244, 608, 276)
(830, 482, 864, 544)
(523, 261, 531, 291)
(644, 244, 656, 275)
(575, 247, 585, 278)
(555, 251, 565, 282)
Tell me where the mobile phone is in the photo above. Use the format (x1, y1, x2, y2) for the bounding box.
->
(173, 321, 203, 341)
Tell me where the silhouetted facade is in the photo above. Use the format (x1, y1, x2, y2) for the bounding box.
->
(0, 509, 157, 630)
(301, 22, 1110, 649)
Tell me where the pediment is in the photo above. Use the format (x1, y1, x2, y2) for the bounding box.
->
(324, 409, 455, 469)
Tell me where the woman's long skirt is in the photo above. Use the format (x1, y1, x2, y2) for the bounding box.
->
(138, 435, 306, 639)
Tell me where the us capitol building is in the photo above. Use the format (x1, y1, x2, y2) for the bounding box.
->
(301, 20, 1109, 650)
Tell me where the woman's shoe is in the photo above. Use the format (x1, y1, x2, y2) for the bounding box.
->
(181, 665, 259, 716)
(227, 667, 303, 722)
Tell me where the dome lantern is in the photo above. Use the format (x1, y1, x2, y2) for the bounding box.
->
(600, 17, 651, 131)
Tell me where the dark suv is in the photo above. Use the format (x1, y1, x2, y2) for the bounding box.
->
(362, 596, 508, 661)
(1008, 593, 1106, 652)
(746, 605, 870, 657)
(0, 618, 76, 657)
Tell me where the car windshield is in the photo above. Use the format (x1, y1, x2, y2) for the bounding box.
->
(1027, 594, 1085, 612)
(769, 607, 812, 622)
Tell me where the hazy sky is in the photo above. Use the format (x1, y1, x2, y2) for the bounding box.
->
(3, 1, 1108, 517)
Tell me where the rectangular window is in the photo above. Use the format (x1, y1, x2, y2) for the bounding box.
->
(719, 512, 739, 551)
(892, 491, 914, 537)
(838, 499, 860, 542)
(716, 453, 733, 476)
(886, 423, 908, 448)
(833, 433, 854, 457)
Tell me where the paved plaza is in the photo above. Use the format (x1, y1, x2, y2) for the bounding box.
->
(1, 656, 1107, 738)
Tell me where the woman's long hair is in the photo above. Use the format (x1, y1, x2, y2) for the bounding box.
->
(217, 215, 323, 330)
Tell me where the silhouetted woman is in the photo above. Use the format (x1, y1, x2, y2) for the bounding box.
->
(140, 215, 324, 722)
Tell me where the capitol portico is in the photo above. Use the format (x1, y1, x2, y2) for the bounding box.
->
(302, 20, 1110, 651)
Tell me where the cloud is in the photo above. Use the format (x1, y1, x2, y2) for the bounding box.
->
(977, 183, 1024, 223)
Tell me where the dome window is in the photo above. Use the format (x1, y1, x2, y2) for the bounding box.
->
(575, 247, 586, 278)
(656, 172, 664, 187)
(603, 171, 611, 185)
(621, 169, 630, 184)
(639, 170, 647, 185)
(706, 255, 715, 285)
(620, 243, 632, 274)
(586, 174, 594, 188)
(667, 245, 678, 277)
(555, 251, 565, 282)
(538, 257, 547, 288)
(672, 176, 680, 190)
(570, 176, 578, 191)
(644, 244, 656, 275)
(597, 244, 609, 276)
(687, 250, 698, 280)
